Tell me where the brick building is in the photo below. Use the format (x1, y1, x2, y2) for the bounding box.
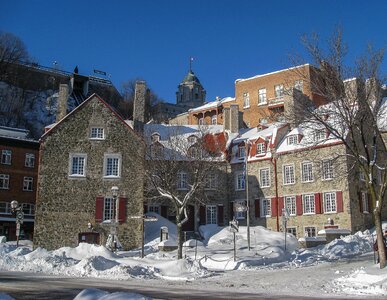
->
(34, 93, 145, 250)
(0, 126, 39, 241)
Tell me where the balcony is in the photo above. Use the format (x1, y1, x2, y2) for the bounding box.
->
(268, 97, 284, 109)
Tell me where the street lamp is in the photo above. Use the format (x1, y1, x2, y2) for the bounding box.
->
(10, 200, 24, 247)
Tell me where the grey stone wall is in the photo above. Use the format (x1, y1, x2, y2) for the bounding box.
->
(34, 95, 145, 250)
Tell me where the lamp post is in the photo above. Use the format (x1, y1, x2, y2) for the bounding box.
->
(245, 140, 251, 251)
(10, 200, 24, 247)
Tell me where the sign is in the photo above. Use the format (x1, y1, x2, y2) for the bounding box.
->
(93, 69, 107, 76)
(229, 219, 239, 233)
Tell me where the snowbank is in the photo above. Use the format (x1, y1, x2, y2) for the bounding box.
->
(74, 288, 152, 300)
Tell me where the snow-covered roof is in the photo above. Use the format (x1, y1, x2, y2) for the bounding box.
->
(0, 126, 38, 143)
(189, 97, 235, 113)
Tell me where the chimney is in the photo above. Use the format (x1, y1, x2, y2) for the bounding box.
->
(223, 107, 230, 131)
(230, 104, 241, 133)
(134, 80, 146, 133)
(56, 83, 69, 122)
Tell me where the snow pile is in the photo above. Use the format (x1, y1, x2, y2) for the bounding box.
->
(144, 212, 177, 246)
(74, 288, 152, 300)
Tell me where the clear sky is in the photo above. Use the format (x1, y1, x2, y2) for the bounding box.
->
(1, 0, 386, 103)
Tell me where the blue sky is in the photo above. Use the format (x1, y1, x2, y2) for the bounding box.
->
(1, 0, 386, 103)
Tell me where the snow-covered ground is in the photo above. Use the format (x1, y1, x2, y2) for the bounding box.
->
(0, 215, 386, 299)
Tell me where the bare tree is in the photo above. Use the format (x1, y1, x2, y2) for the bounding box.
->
(144, 125, 227, 259)
(287, 29, 387, 268)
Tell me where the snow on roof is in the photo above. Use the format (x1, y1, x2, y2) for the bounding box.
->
(235, 64, 310, 83)
(189, 97, 235, 113)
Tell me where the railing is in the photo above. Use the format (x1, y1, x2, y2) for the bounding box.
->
(268, 97, 284, 107)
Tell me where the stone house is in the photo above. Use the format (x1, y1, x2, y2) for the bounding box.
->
(0, 126, 39, 241)
(34, 93, 145, 250)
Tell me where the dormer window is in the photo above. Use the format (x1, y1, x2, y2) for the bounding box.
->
(90, 127, 104, 139)
(313, 130, 325, 142)
(151, 133, 160, 143)
(188, 135, 197, 144)
(287, 135, 298, 145)
(256, 143, 266, 155)
(238, 145, 246, 158)
(211, 115, 217, 125)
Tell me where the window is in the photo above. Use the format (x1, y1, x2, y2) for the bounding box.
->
(323, 192, 336, 213)
(256, 143, 266, 155)
(301, 162, 313, 182)
(234, 200, 246, 219)
(103, 197, 115, 221)
(148, 205, 160, 214)
(236, 172, 245, 190)
(25, 153, 35, 168)
(177, 171, 188, 190)
(151, 133, 160, 143)
(69, 154, 86, 177)
(261, 198, 271, 217)
(243, 92, 250, 108)
(1, 150, 11, 165)
(0, 174, 10, 189)
(313, 130, 325, 142)
(22, 203, 35, 215)
(294, 80, 303, 92)
(238, 145, 246, 158)
(205, 173, 217, 189)
(0, 202, 11, 214)
(259, 168, 270, 187)
(274, 84, 284, 99)
(287, 227, 297, 236)
(303, 194, 315, 214)
(90, 127, 104, 139)
(283, 164, 295, 185)
(188, 135, 197, 144)
(23, 177, 33, 191)
(304, 227, 316, 237)
(258, 88, 267, 104)
(104, 154, 121, 178)
(211, 115, 217, 125)
(322, 160, 334, 180)
(285, 196, 296, 215)
(287, 135, 298, 145)
(361, 192, 369, 213)
(206, 205, 217, 224)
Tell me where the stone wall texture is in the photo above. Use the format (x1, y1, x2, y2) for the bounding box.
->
(34, 95, 145, 250)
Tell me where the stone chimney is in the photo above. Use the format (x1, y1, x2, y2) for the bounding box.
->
(223, 107, 230, 131)
(56, 84, 69, 122)
(134, 80, 147, 133)
(230, 105, 241, 133)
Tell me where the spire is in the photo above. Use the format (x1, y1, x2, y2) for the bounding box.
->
(189, 57, 194, 72)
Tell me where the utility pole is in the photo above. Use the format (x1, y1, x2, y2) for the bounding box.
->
(245, 140, 251, 251)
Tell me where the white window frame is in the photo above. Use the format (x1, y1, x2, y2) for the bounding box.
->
(0, 174, 10, 189)
(285, 196, 296, 216)
(287, 227, 297, 236)
(287, 135, 298, 145)
(23, 176, 33, 191)
(206, 205, 217, 224)
(258, 88, 267, 105)
(303, 194, 315, 215)
(313, 129, 325, 142)
(205, 172, 217, 190)
(294, 80, 303, 92)
(301, 161, 314, 183)
(238, 145, 246, 158)
(148, 205, 160, 214)
(274, 84, 284, 99)
(322, 159, 334, 180)
(243, 92, 250, 108)
(304, 226, 317, 237)
(256, 143, 266, 155)
(103, 153, 121, 178)
(177, 171, 188, 190)
(236, 172, 245, 191)
(259, 168, 270, 188)
(22, 203, 35, 216)
(103, 197, 115, 221)
(283, 164, 295, 185)
(0, 202, 11, 214)
(260, 198, 271, 217)
(69, 153, 87, 177)
(90, 127, 105, 140)
(361, 192, 369, 213)
(25, 153, 35, 168)
(323, 192, 337, 213)
(234, 200, 246, 220)
(1, 150, 12, 165)
(211, 115, 217, 125)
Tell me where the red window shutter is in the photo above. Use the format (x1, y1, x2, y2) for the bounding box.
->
(358, 192, 363, 213)
(278, 197, 284, 215)
(217, 205, 224, 226)
(95, 197, 104, 223)
(199, 205, 206, 225)
(161, 205, 168, 218)
(250, 143, 257, 156)
(271, 197, 277, 217)
(336, 191, 343, 213)
(314, 193, 321, 214)
(255, 199, 260, 218)
(118, 197, 127, 224)
(296, 195, 303, 216)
